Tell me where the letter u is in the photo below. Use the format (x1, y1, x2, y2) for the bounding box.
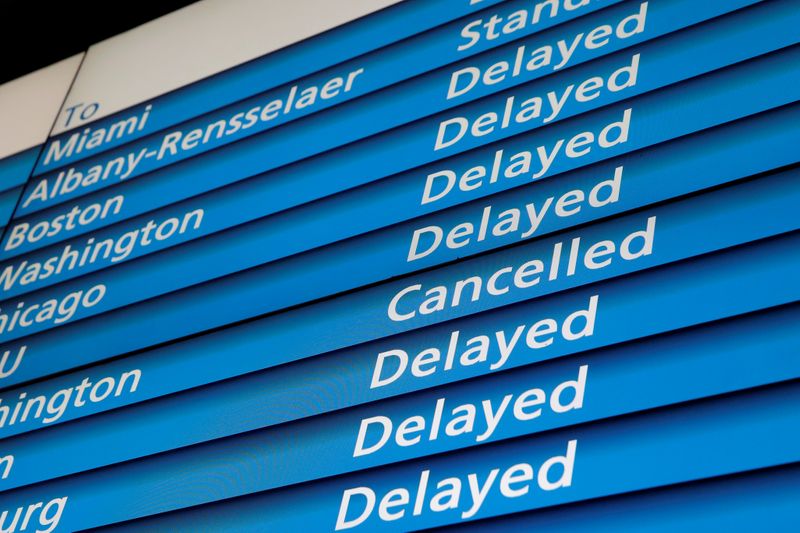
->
(0, 507, 21, 533)
(0, 346, 25, 379)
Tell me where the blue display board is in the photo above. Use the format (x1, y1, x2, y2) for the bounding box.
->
(0, 0, 795, 531)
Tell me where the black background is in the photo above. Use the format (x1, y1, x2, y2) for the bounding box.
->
(0, 1, 199, 85)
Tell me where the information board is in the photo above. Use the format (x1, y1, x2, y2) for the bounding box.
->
(0, 0, 796, 531)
